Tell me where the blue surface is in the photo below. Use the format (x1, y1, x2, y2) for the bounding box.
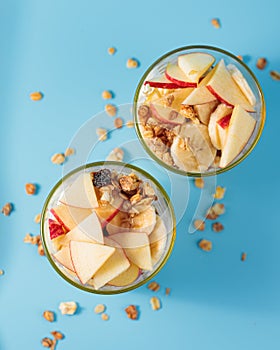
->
(0, 1, 279, 349)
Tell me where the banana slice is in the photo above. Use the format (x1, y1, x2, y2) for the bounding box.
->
(179, 123, 216, 170)
(227, 64, 256, 107)
(170, 135, 199, 172)
(149, 216, 168, 267)
(131, 206, 157, 235)
(208, 104, 233, 150)
(107, 206, 157, 235)
(106, 211, 130, 235)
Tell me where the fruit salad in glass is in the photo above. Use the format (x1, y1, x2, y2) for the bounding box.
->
(134, 46, 265, 176)
(41, 162, 175, 294)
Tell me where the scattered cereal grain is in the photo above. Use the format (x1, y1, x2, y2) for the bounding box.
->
(194, 178, 204, 189)
(51, 153, 65, 165)
(30, 91, 43, 101)
(150, 296, 161, 311)
(126, 58, 139, 68)
(1, 203, 12, 216)
(25, 183, 36, 195)
(256, 58, 267, 70)
(94, 304, 105, 314)
(193, 219, 205, 231)
(198, 239, 212, 252)
(211, 18, 221, 28)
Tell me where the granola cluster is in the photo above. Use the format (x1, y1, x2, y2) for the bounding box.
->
(92, 170, 157, 216)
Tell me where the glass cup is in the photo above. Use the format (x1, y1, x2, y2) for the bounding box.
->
(133, 45, 265, 177)
(41, 161, 176, 294)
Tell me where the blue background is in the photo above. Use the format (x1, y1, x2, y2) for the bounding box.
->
(0, 1, 279, 349)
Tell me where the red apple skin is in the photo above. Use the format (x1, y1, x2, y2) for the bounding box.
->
(101, 207, 121, 229)
(50, 208, 71, 232)
(206, 86, 234, 108)
(165, 71, 197, 88)
(150, 104, 185, 126)
(217, 114, 232, 129)
(49, 219, 66, 240)
(144, 80, 181, 89)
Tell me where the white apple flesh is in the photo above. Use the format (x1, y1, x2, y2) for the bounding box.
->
(51, 204, 93, 231)
(59, 173, 99, 209)
(107, 263, 140, 287)
(178, 52, 215, 83)
(219, 105, 256, 168)
(70, 241, 115, 285)
(182, 85, 217, 105)
(88, 238, 130, 290)
(208, 104, 233, 150)
(110, 232, 153, 271)
(53, 246, 75, 272)
(165, 63, 197, 88)
(201, 59, 255, 112)
(227, 63, 256, 107)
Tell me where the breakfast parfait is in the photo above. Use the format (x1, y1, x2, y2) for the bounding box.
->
(134, 48, 264, 174)
(42, 163, 175, 293)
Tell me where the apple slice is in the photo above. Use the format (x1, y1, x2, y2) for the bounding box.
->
(95, 197, 123, 228)
(59, 173, 98, 209)
(178, 52, 215, 83)
(216, 124, 228, 150)
(216, 113, 232, 149)
(150, 103, 186, 125)
(52, 234, 67, 251)
(88, 238, 130, 290)
(217, 114, 231, 129)
(144, 74, 182, 89)
(208, 104, 233, 150)
(151, 88, 194, 111)
(61, 211, 104, 245)
(60, 224, 97, 247)
(149, 216, 168, 266)
(193, 100, 219, 125)
(165, 63, 197, 88)
(53, 246, 75, 272)
(49, 218, 68, 240)
(200, 59, 255, 112)
(63, 266, 77, 278)
(51, 204, 93, 231)
(108, 263, 140, 287)
(182, 85, 217, 105)
(170, 135, 199, 172)
(220, 105, 256, 168)
(227, 64, 256, 107)
(76, 211, 104, 243)
(179, 123, 216, 171)
(110, 232, 153, 271)
(70, 241, 115, 285)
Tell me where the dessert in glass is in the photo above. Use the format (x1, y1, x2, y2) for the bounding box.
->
(41, 162, 175, 294)
(133, 45, 265, 176)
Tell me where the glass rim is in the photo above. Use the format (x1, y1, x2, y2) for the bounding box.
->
(40, 161, 176, 294)
(133, 44, 266, 177)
